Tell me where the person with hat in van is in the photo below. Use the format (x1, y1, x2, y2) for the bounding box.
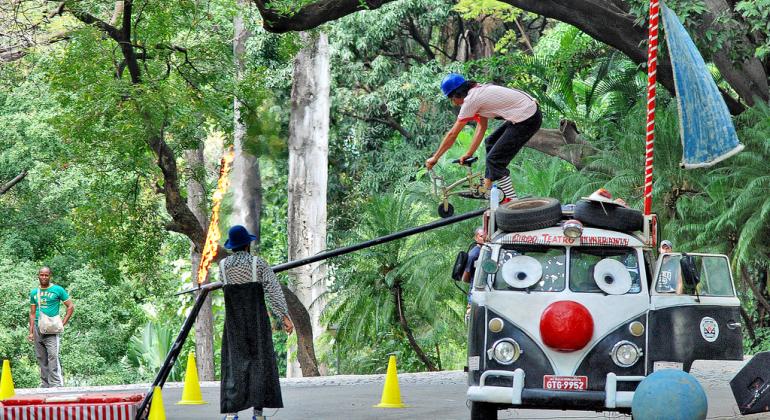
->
(657, 240, 683, 294)
(219, 225, 293, 420)
(425, 73, 542, 202)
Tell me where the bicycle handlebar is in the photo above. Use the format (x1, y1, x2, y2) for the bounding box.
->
(451, 156, 478, 166)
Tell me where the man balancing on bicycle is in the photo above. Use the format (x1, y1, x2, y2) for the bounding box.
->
(425, 73, 542, 202)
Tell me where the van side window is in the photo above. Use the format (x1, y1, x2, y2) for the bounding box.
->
(656, 254, 735, 297)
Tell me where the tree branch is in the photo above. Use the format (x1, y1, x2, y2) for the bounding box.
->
(405, 17, 435, 60)
(394, 284, 437, 371)
(340, 110, 413, 140)
(253, 0, 391, 32)
(146, 127, 206, 251)
(252, 0, 750, 113)
(524, 120, 597, 169)
(0, 170, 28, 195)
(65, 1, 141, 83)
(66, 7, 123, 41)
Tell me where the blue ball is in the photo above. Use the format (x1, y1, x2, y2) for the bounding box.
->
(632, 369, 707, 420)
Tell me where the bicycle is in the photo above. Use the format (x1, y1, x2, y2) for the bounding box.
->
(428, 156, 488, 218)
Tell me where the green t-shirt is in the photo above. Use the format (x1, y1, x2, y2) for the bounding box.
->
(30, 285, 70, 323)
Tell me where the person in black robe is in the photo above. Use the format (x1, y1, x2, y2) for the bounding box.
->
(219, 225, 294, 420)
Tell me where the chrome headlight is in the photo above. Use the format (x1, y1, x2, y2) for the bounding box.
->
(610, 340, 642, 367)
(488, 338, 521, 365)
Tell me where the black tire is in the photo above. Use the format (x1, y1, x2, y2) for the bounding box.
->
(495, 197, 562, 232)
(470, 401, 498, 420)
(438, 202, 455, 218)
(574, 199, 644, 232)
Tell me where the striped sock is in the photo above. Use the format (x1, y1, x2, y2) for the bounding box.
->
(496, 176, 517, 199)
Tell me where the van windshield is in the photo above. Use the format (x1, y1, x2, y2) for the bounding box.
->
(493, 246, 566, 292)
(569, 247, 641, 294)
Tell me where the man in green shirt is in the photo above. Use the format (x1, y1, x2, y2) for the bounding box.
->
(28, 267, 74, 387)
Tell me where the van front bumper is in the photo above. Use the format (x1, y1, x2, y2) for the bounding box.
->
(467, 369, 642, 411)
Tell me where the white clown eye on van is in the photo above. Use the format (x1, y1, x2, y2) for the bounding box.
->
(501, 255, 542, 289)
(488, 338, 521, 365)
(610, 341, 642, 367)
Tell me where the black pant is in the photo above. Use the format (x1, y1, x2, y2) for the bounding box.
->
(484, 108, 543, 180)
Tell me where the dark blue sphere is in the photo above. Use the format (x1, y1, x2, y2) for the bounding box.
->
(632, 369, 707, 420)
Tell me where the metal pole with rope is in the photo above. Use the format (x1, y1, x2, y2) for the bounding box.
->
(644, 0, 660, 215)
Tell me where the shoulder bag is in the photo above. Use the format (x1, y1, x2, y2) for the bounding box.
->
(37, 288, 64, 335)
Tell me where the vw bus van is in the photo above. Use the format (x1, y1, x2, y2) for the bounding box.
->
(465, 198, 743, 419)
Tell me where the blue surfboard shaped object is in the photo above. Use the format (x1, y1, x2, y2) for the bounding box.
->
(661, 2, 744, 168)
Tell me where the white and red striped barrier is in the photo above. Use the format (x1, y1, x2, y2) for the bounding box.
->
(1, 393, 142, 420)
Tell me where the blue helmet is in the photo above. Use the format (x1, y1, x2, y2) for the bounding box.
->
(441, 73, 466, 97)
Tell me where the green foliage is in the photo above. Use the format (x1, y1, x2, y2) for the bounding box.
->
(454, 0, 518, 22)
(3, 0, 770, 385)
(325, 191, 472, 372)
(735, 1, 770, 58)
(126, 321, 187, 382)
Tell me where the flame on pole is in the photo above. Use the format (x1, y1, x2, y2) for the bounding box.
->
(196, 146, 235, 285)
(644, 0, 660, 215)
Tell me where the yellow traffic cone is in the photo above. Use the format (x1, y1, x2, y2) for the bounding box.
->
(0, 359, 15, 401)
(374, 355, 406, 408)
(148, 386, 166, 420)
(177, 352, 207, 405)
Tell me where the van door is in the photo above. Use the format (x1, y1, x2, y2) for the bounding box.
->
(647, 253, 743, 372)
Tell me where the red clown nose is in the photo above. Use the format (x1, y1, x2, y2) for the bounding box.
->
(540, 301, 594, 351)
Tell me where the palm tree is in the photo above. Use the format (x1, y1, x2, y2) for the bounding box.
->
(325, 191, 473, 371)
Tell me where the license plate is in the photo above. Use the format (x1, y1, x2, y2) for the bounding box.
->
(543, 375, 588, 391)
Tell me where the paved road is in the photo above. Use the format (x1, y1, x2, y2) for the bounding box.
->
(14, 360, 766, 419)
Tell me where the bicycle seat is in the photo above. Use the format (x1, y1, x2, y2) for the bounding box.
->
(451, 156, 478, 167)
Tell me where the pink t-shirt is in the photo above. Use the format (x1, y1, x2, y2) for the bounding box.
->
(457, 84, 538, 124)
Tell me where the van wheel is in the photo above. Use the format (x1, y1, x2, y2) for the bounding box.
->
(495, 197, 562, 232)
(470, 401, 497, 420)
(574, 200, 644, 232)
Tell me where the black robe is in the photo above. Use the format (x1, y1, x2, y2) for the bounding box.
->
(220, 282, 283, 413)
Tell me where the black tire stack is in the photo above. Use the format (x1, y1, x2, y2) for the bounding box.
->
(493, 197, 644, 233)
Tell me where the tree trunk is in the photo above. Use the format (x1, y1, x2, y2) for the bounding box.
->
(525, 120, 596, 169)
(184, 146, 215, 381)
(739, 306, 757, 346)
(394, 284, 437, 371)
(286, 31, 330, 377)
(741, 266, 770, 317)
(282, 284, 321, 376)
(700, 0, 769, 106)
(0, 170, 27, 195)
(231, 0, 263, 242)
